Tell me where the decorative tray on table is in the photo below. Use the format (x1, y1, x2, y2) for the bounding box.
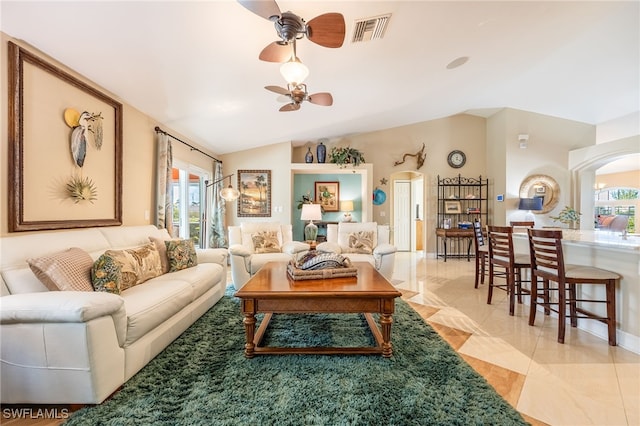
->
(287, 251, 357, 281)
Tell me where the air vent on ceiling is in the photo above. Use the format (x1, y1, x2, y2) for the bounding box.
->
(352, 14, 391, 43)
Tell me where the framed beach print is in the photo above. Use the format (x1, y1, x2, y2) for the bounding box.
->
(444, 201, 462, 214)
(7, 42, 123, 231)
(315, 181, 340, 212)
(237, 170, 271, 217)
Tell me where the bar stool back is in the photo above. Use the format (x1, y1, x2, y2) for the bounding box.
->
(527, 229, 620, 345)
(473, 219, 488, 288)
(487, 226, 531, 315)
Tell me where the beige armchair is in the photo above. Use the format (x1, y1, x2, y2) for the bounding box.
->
(316, 222, 397, 280)
(228, 223, 310, 289)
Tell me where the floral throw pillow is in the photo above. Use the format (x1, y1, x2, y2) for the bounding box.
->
(91, 254, 122, 294)
(346, 231, 374, 254)
(103, 243, 163, 291)
(251, 231, 281, 253)
(166, 239, 198, 272)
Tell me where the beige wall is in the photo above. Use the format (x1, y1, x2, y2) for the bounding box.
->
(0, 33, 219, 237)
(488, 108, 596, 228)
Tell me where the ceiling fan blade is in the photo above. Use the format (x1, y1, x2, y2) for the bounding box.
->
(259, 42, 293, 62)
(280, 103, 300, 112)
(265, 85, 290, 95)
(308, 92, 333, 106)
(306, 13, 346, 48)
(237, 0, 281, 21)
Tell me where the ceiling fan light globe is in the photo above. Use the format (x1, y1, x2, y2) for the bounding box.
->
(280, 59, 309, 85)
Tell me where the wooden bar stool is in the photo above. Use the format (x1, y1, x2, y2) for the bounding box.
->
(487, 225, 531, 315)
(473, 219, 488, 288)
(527, 229, 620, 345)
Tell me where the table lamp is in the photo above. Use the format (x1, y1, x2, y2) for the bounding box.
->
(518, 197, 543, 223)
(340, 200, 354, 222)
(300, 204, 322, 242)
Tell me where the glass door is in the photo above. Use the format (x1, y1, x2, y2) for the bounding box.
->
(170, 162, 210, 248)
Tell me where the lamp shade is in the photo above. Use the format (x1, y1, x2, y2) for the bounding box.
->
(220, 186, 240, 202)
(300, 204, 322, 221)
(518, 197, 543, 211)
(340, 200, 354, 212)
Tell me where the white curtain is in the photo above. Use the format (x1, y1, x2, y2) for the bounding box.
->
(156, 132, 173, 235)
(209, 161, 228, 248)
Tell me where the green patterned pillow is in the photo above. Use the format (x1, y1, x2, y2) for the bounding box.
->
(91, 254, 122, 294)
(166, 239, 198, 272)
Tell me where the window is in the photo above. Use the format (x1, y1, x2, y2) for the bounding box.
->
(594, 187, 637, 232)
(170, 163, 210, 248)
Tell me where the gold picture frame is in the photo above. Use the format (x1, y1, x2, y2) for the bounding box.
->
(315, 181, 340, 212)
(8, 42, 123, 231)
(444, 201, 462, 214)
(237, 170, 271, 217)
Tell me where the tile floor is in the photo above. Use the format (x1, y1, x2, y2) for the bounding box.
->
(393, 251, 640, 426)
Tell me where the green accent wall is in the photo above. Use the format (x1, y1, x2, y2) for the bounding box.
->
(292, 173, 362, 241)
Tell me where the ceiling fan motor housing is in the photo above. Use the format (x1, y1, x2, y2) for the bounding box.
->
(275, 11, 306, 44)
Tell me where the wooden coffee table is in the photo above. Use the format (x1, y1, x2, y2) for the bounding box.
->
(234, 262, 402, 358)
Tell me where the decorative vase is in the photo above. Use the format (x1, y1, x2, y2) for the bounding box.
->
(305, 147, 313, 163)
(316, 141, 326, 163)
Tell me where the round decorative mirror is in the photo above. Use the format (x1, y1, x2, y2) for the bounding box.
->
(518, 174, 560, 214)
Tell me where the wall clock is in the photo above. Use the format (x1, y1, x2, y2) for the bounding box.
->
(447, 150, 466, 168)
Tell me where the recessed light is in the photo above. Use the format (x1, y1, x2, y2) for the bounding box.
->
(446, 56, 469, 70)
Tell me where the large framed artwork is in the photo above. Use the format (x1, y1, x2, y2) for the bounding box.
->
(237, 170, 271, 217)
(315, 181, 340, 212)
(7, 42, 123, 231)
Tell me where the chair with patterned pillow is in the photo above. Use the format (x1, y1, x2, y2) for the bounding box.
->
(316, 222, 397, 280)
(228, 223, 310, 289)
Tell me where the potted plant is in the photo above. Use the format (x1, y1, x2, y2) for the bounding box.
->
(329, 147, 365, 168)
(550, 205, 581, 229)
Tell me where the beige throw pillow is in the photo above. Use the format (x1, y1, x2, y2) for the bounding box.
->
(104, 243, 163, 291)
(345, 231, 374, 254)
(27, 247, 94, 292)
(251, 231, 281, 253)
(149, 236, 171, 274)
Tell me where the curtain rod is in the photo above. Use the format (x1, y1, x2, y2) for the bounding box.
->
(154, 126, 221, 163)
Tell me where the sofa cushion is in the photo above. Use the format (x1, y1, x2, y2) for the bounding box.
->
(91, 254, 123, 294)
(103, 243, 163, 291)
(27, 247, 94, 292)
(120, 279, 193, 346)
(166, 239, 198, 272)
(338, 222, 378, 253)
(251, 230, 281, 253)
(151, 263, 223, 301)
(249, 253, 294, 274)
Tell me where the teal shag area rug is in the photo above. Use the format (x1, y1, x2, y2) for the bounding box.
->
(66, 287, 528, 425)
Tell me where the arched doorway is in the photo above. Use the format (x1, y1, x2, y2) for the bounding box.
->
(390, 170, 424, 252)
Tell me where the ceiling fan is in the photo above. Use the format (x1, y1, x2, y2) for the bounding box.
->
(238, 0, 346, 62)
(265, 84, 333, 112)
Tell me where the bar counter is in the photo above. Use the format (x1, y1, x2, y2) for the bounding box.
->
(512, 230, 639, 353)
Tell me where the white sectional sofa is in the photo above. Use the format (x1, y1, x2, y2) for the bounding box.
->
(0, 225, 228, 404)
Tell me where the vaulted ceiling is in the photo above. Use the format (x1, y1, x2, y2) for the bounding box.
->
(2, 1, 638, 155)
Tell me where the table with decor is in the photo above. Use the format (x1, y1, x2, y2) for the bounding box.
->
(234, 260, 402, 358)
